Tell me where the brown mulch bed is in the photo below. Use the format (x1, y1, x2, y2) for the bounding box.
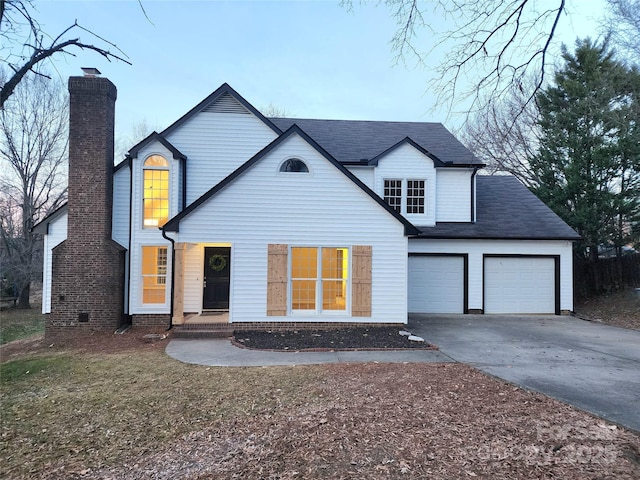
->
(233, 326, 434, 351)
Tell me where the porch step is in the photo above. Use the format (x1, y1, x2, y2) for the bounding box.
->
(172, 323, 234, 339)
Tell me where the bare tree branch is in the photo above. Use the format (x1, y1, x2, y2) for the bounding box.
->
(0, 0, 131, 108)
(604, 0, 640, 61)
(460, 75, 541, 187)
(344, 0, 568, 122)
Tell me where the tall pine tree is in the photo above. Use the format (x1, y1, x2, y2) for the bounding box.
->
(531, 39, 640, 260)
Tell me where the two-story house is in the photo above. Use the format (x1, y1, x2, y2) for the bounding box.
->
(34, 74, 579, 336)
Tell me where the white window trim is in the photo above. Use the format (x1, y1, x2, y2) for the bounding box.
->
(383, 178, 402, 213)
(406, 179, 426, 215)
(288, 245, 351, 316)
(139, 245, 170, 308)
(142, 154, 171, 229)
(383, 178, 427, 216)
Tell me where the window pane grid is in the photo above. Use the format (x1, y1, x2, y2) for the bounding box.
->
(143, 167, 169, 228)
(384, 179, 402, 213)
(142, 246, 167, 304)
(291, 248, 318, 310)
(291, 247, 348, 312)
(407, 180, 425, 214)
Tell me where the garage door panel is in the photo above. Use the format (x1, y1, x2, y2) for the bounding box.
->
(409, 256, 464, 313)
(485, 257, 556, 314)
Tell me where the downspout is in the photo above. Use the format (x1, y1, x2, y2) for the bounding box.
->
(470, 167, 479, 223)
(126, 157, 133, 324)
(181, 157, 187, 211)
(161, 226, 176, 331)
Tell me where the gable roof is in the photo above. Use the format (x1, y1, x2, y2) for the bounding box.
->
(416, 176, 581, 240)
(161, 83, 282, 137)
(163, 124, 419, 235)
(269, 118, 483, 166)
(126, 131, 187, 161)
(368, 137, 447, 167)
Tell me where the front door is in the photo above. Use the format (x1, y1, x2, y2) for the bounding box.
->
(203, 247, 231, 310)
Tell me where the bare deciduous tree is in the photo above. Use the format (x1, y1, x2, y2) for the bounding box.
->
(0, 71, 68, 308)
(344, 0, 567, 118)
(260, 103, 291, 118)
(0, 0, 131, 108)
(460, 76, 541, 187)
(604, 0, 640, 61)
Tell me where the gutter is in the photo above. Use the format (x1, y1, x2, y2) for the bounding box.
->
(161, 226, 176, 331)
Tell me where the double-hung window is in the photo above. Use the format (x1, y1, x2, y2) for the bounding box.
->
(384, 179, 402, 213)
(141, 246, 168, 304)
(383, 178, 426, 215)
(291, 247, 349, 313)
(406, 180, 425, 214)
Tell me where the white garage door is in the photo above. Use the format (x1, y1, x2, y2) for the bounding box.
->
(484, 257, 556, 314)
(408, 256, 464, 313)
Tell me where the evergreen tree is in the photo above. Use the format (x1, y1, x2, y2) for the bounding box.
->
(531, 39, 640, 260)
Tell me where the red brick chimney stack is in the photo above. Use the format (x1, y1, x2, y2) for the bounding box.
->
(47, 72, 125, 336)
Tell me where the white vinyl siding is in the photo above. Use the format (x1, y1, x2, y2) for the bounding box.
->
(436, 169, 472, 222)
(172, 133, 408, 324)
(374, 143, 436, 226)
(166, 111, 278, 204)
(345, 166, 374, 189)
(42, 212, 68, 313)
(128, 143, 180, 314)
(112, 165, 130, 247)
(408, 256, 465, 313)
(409, 239, 573, 313)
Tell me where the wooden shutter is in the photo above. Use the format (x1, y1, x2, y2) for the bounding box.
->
(267, 244, 288, 316)
(352, 245, 372, 317)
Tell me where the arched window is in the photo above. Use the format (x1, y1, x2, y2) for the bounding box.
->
(279, 158, 309, 173)
(143, 155, 170, 228)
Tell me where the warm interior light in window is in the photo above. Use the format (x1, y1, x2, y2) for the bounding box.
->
(142, 246, 167, 304)
(143, 157, 169, 228)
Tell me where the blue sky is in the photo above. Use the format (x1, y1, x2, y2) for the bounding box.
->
(35, 0, 606, 144)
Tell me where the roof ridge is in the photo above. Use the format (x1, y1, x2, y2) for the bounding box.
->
(268, 117, 444, 125)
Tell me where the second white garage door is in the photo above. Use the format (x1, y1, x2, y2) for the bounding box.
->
(408, 255, 465, 313)
(484, 256, 556, 314)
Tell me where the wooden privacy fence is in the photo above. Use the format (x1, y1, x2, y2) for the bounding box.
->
(574, 253, 640, 300)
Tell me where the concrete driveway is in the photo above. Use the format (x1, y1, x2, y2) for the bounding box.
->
(409, 314, 640, 433)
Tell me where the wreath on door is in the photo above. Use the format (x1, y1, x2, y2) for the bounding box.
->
(208, 254, 227, 272)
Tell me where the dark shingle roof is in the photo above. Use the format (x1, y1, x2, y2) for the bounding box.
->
(269, 118, 483, 166)
(417, 176, 581, 240)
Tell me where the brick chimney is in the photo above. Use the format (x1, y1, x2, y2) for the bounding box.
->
(47, 72, 125, 336)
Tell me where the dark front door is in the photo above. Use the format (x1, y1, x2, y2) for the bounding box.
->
(203, 247, 231, 310)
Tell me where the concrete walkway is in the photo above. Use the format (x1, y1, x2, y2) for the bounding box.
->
(408, 314, 640, 433)
(166, 338, 452, 367)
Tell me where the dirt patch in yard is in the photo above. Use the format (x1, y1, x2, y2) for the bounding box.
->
(0, 327, 171, 362)
(575, 287, 640, 331)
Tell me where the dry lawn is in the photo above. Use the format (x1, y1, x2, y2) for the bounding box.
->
(575, 287, 640, 330)
(1, 332, 639, 479)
